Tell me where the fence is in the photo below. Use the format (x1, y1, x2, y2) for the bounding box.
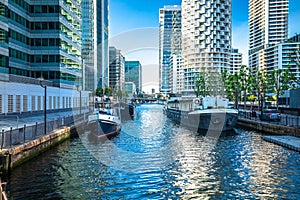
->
(0, 114, 82, 149)
(239, 111, 300, 128)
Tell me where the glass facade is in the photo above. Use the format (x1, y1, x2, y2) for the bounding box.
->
(1, 0, 83, 88)
(82, 0, 109, 91)
(125, 61, 142, 93)
(159, 6, 181, 94)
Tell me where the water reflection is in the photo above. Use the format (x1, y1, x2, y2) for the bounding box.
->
(6, 104, 300, 199)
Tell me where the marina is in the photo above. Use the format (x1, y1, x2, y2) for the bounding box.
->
(4, 104, 300, 199)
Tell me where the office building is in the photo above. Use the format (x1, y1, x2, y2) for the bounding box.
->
(124, 82, 136, 97)
(109, 46, 125, 91)
(159, 5, 181, 94)
(125, 61, 142, 94)
(82, 0, 109, 90)
(248, 0, 289, 73)
(182, 0, 232, 94)
(0, 0, 89, 114)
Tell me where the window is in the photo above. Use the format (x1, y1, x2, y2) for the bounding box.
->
(8, 95, 13, 113)
(37, 96, 41, 111)
(0, 95, 2, 113)
(16, 95, 20, 112)
(57, 97, 60, 109)
(53, 96, 56, 109)
(23, 95, 28, 112)
(31, 96, 35, 111)
(49, 96, 52, 109)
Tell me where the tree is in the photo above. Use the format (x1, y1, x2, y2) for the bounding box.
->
(95, 87, 103, 97)
(268, 67, 297, 109)
(252, 69, 270, 115)
(95, 87, 113, 97)
(194, 72, 210, 97)
(104, 87, 112, 96)
(221, 66, 255, 110)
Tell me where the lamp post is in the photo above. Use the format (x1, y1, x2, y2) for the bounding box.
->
(76, 85, 82, 115)
(39, 78, 47, 135)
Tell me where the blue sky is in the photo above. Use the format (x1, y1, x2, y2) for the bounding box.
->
(109, 0, 300, 92)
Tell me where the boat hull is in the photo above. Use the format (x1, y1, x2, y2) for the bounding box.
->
(165, 108, 238, 132)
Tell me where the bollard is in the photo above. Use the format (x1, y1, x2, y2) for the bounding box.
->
(35, 122, 38, 138)
(23, 125, 26, 143)
(1, 129, 4, 150)
(10, 127, 12, 148)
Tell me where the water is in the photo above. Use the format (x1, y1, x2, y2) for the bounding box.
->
(6, 104, 300, 199)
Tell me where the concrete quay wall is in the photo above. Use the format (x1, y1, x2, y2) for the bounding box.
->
(0, 124, 80, 175)
(236, 118, 300, 137)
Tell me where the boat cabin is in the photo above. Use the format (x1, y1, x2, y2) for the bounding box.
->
(166, 96, 229, 111)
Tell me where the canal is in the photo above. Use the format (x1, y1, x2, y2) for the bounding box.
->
(6, 104, 300, 199)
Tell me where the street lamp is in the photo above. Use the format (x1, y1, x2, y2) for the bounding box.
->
(38, 77, 47, 135)
(76, 85, 82, 115)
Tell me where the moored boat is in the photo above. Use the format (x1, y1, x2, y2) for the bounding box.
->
(113, 101, 136, 121)
(88, 98, 121, 139)
(164, 96, 239, 132)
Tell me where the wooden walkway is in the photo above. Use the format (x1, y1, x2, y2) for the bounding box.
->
(262, 135, 300, 152)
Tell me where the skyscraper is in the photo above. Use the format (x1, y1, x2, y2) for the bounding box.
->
(109, 46, 125, 91)
(125, 61, 142, 94)
(0, 0, 82, 88)
(159, 5, 181, 94)
(229, 49, 243, 75)
(181, 0, 232, 94)
(0, 0, 90, 114)
(248, 0, 289, 73)
(82, 0, 109, 91)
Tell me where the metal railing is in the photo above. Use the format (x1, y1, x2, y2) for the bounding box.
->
(0, 114, 83, 149)
(239, 111, 300, 128)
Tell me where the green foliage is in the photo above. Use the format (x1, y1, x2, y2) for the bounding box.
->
(267, 67, 297, 109)
(194, 72, 210, 97)
(95, 87, 103, 97)
(221, 65, 255, 109)
(95, 87, 113, 96)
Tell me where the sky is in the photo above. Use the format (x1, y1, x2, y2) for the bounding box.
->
(109, 0, 300, 93)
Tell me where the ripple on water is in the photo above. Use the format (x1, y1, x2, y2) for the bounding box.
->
(6, 104, 300, 199)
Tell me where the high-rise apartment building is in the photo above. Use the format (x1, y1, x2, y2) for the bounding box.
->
(229, 49, 242, 74)
(125, 61, 142, 94)
(264, 34, 300, 81)
(248, 0, 289, 73)
(82, 0, 109, 91)
(159, 5, 181, 94)
(109, 46, 125, 91)
(169, 55, 184, 94)
(182, 0, 232, 94)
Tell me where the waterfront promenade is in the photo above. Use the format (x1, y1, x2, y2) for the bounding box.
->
(0, 110, 85, 132)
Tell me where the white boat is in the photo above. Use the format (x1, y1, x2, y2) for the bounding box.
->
(88, 98, 121, 138)
(164, 96, 239, 132)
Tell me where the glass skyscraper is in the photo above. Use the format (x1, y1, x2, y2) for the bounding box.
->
(82, 0, 109, 91)
(125, 61, 142, 94)
(159, 5, 181, 94)
(0, 0, 83, 88)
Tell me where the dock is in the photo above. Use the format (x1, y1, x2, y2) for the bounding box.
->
(262, 135, 300, 152)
